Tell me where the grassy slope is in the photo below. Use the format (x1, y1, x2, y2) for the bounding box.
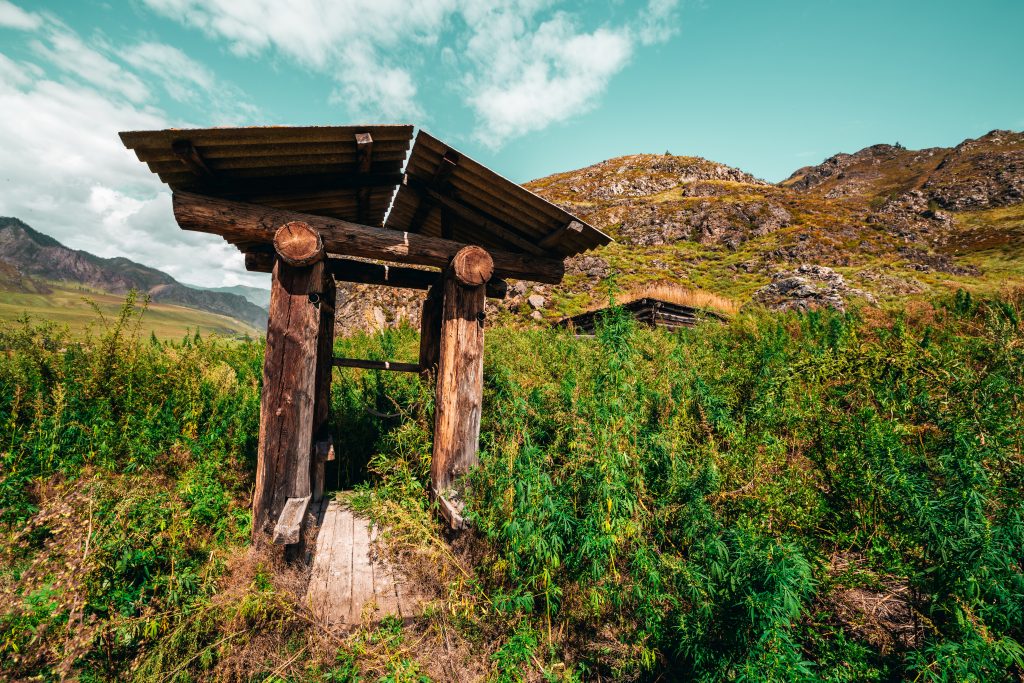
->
(0, 281, 260, 339)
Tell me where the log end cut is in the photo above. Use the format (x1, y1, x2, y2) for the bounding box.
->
(451, 245, 494, 287)
(274, 221, 325, 267)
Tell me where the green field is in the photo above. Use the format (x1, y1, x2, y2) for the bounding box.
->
(1, 290, 1022, 681)
(0, 282, 260, 339)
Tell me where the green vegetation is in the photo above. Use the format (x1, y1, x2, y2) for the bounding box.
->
(2, 289, 1023, 680)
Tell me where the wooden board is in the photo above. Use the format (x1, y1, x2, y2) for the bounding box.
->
(307, 500, 424, 629)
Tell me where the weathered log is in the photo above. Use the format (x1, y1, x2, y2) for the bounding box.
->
(332, 358, 421, 373)
(539, 220, 584, 250)
(174, 192, 565, 283)
(419, 284, 442, 375)
(311, 272, 336, 504)
(274, 221, 324, 267)
(252, 258, 321, 542)
(431, 247, 487, 499)
(246, 253, 509, 298)
(451, 245, 493, 287)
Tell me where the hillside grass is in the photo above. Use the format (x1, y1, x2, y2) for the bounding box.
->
(0, 282, 260, 339)
(1, 290, 1022, 681)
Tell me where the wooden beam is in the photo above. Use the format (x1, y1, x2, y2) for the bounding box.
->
(246, 252, 508, 299)
(332, 358, 421, 373)
(253, 258, 321, 542)
(538, 220, 584, 250)
(431, 247, 489, 499)
(405, 175, 547, 256)
(409, 149, 460, 232)
(245, 251, 275, 272)
(178, 172, 404, 197)
(355, 132, 374, 224)
(174, 192, 565, 283)
(171, 140, 213, 178)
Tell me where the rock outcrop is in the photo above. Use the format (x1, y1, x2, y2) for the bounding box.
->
(753, 265, 877, 312)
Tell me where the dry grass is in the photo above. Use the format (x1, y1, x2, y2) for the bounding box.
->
(620, 283, 740, 317)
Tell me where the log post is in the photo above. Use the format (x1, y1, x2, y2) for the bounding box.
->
(311, 272, 336, 504)
(252, 222, 326, 544)
(431, 246, 493, 528)
(418, 283, 443, 377)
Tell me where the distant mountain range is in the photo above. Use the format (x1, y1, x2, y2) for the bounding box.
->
(0, 217, 268, 331)
(187, 283, 271, 311)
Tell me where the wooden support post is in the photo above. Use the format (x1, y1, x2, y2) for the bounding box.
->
(311, 273, 336, 504)
(419, 283, 443, 376)
(253, 257, 323, 541)
(431, 246, 493, 529)
(253, 221, 328, 544)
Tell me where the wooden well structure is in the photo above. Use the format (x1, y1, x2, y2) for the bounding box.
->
(120, 125, 610, 545)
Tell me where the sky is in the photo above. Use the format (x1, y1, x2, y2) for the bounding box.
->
(0, 0, 1022, 289)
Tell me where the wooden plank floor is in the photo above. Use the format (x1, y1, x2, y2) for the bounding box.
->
(306, 498, 424, 628)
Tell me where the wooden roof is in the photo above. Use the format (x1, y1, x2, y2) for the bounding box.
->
(384, 130, 611, 257)
(119, 125, 611, 259)
(120, 125, 414, 228)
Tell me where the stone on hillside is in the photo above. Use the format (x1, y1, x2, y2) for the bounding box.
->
(754, 264, 877, 312)
(527, 294, 546, 309)
(566, 254, 609, 279)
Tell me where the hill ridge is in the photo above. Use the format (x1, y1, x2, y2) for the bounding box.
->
(0, 217, 268, 331)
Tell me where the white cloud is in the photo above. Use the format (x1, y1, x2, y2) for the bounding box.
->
(0, 51, 265, 288)
(30, 25, 150, 103)
(140, 0, 456, 120)
(0, 0, 41, 31)
(463, 10, 633, 147)
(141, 0, 681, 145)
(119, 41, 259, 123)
(637, 0, 681, 46)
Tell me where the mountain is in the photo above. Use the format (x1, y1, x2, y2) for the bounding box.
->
(188, 283, 271, 311)
(326, 129, 1023, 331)
(511, 129, 1024, 316)
(0, 217, 268, 331)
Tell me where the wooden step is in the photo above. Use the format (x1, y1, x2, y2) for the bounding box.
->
(305, 498, 426, 628)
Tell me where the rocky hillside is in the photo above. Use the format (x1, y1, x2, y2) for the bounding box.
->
(0, 218, 268, 330)
(509, 129, 1024, 318)
(282, 129, 1024, 333)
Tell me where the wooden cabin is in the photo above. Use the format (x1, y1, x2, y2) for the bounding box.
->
(559, 297, 730, 334)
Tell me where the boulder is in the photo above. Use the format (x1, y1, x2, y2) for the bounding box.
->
(753, 264, 877, 312)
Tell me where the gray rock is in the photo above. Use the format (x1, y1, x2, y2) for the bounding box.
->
(753, 264, 877, 312)
(527, 294, 546, 310)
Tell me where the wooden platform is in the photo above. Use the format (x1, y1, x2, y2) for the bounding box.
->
(306, 499, 423, 628)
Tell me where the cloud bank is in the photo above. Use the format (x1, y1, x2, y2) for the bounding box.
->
(141, 0, 680, 146)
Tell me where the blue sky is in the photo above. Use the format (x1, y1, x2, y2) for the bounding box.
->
(1, 0, 1022, 287)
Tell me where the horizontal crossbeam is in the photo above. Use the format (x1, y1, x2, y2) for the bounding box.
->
(332, 358, 421, 373)
(174, 192, 564, 283)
